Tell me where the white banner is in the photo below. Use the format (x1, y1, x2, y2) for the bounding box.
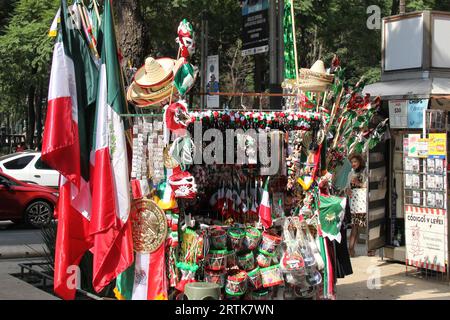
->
(206, 55, 220, 109)
(404, 205, 447, 272)
(388, 100, 408, 128)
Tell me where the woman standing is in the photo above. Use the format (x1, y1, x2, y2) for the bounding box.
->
(346, 154, 368, 257)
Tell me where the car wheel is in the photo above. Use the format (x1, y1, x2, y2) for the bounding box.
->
(25, 201, 53, 228)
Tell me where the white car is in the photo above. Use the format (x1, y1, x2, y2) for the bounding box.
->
(0, 152, 60, 188)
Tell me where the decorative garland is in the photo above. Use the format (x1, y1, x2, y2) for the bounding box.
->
(189, 110, 328, 131)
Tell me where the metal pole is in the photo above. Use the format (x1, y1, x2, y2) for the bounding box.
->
(205, 16, 209, 109)
(269, 0, 277, 107)
(278, 0, 285, 84)
(200, 12, 205, 109)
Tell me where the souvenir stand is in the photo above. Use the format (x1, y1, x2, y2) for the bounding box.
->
(112, 14, 391, 300)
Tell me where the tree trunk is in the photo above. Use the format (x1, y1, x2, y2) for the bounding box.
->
(27, 84, 35, 150)
(113, 0, 146, 67)
(399, 0, 406, 14)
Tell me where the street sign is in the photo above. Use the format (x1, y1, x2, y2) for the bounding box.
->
(241, 0, 269, 56)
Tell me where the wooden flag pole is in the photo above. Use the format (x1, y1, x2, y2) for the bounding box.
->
(92, 0, 101, 24)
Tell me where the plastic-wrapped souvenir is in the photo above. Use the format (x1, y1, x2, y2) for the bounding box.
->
(204, 269, 226, 288)
(244, 227, 261, 250)
(210, 228, 227, 249)
(226, 250, 237, 269)
(225, 270, 248, 296)
(256, 249, 275, 268)
(260, 264, 284, 288)
(280, 218, 305, 275)
(175, 262, 198, 292)
(205, 249, 227, 271)
(237, 251, 255, 271)
(227, 228, 245, 251)
(247, 267, 263, 290)
(259, 231, 282, 255)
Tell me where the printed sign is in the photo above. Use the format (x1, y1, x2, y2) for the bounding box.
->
(389, 100, 408, 128)
(407, 134, 421, 157)
(416, 138, 429, 158)
(206, 55, 220, 109)
(407, 99, 429, 129)
(405, 205, 447, 272)
(428, 133, 447, 159)
(241, 0, 269, 56)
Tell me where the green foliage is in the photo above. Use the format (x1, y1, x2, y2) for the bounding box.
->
(0, 0, 59, 123)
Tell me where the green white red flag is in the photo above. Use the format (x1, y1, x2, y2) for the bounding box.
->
(258, 177, 272, 229)
(89, 0, 133, 293)
(41, 0, 98, 300)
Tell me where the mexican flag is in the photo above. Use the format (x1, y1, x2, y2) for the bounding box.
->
(258, 177, 272, 229)
(114, 246, 168, 300)
(41, 0, 98, 300)
(89, 0, 133, 293)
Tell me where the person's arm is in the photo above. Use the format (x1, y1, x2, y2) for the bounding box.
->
(345, 171, 353, 196)
(361, 168, 369, 188)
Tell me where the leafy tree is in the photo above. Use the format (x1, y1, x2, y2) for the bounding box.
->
(0, 0, 59, 149)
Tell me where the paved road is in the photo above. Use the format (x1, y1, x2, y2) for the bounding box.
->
(0, 221, 46, 258)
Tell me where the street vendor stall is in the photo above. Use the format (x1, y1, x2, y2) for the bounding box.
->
(110, 11, 391, 299)
(41, 0, 389, 301)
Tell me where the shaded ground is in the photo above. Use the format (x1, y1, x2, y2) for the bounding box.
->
(337, 255, 450, 300)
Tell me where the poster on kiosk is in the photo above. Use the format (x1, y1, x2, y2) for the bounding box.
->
(404, 133, 448, 272)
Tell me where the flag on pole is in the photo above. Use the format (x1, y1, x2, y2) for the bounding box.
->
(89, 0, 133, 293)
(48, 9, 60, 37)
(42, 0, 99, 300)
(258, 177, 272, 229)
(283, 0, 296, 80)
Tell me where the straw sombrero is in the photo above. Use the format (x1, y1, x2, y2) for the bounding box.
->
(127, 81, 178, 107)
(134, 57, 175, 88)
(282, 60, 335, 92)
(297, 60, 334, 92)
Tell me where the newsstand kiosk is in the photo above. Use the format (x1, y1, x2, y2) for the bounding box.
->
(363, 11, 450, 280)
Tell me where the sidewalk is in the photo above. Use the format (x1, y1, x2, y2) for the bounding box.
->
(0, 258, 58, 300)
(336, 255, 450, 300)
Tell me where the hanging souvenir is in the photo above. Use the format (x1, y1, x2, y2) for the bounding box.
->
(164, 100, 191, 133)
(147, 120, 165, 184)
(169, 136, 195, 170)
(130, 199, 167, 253)
(169, 169, 197, 199)
(176, 19, 195, 59)
(318, 195, 346, 243)
(174, 60, 198, 97)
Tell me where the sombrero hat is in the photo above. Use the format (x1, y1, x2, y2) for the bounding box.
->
(298, 60, 334, 92)
(127, 81, 178, 107)
(134, 57, 175, 88)
(282, 60, 334, 93)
